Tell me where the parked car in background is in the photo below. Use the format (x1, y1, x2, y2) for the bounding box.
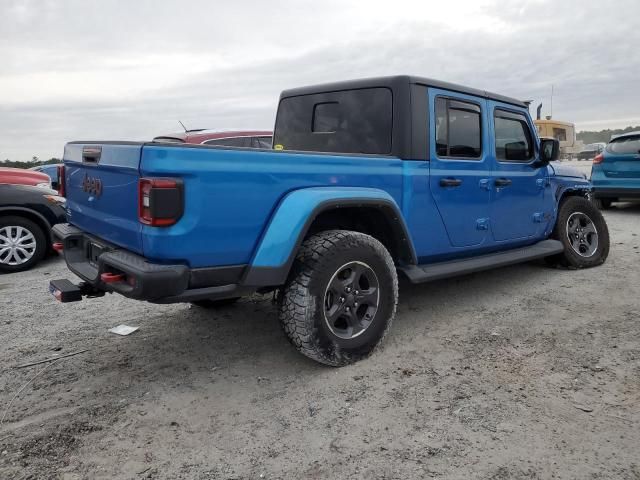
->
(591, 131, 640, 209)
(30, 163, 63, 184)
(0, 167, 51, 189)
(153, 130, 272, 148)
(0, 184, 66, 272)
(577, 142, 606, 161)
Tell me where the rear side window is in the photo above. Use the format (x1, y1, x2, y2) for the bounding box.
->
(273, 88, 392, 155)
(252, 136, 273, 148)
(435, 97, 482, 159)
(203, 137, 251, 147)
(607, 135, 640, 154)
(494, 110, 534, 162)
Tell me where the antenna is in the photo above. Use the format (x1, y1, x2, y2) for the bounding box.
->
(178, 120, 188, 133)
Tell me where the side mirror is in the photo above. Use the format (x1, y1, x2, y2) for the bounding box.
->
(535, 137, 559, 167)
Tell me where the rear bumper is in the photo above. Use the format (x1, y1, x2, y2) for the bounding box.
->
(592, 187, 640, 199)
(52, 223, 249, 303)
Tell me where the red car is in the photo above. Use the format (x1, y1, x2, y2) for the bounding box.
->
(153, 130, 272, 148)
(0, 167, 52, 189)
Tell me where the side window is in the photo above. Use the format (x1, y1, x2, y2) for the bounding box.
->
(552, 127, 567, 142)
(204, 137, 251, 147)
(435, 97, 482, 159)
(494, 110, 534, 162)
(256, 136, 272, 148)
(273, 87, 392, 155)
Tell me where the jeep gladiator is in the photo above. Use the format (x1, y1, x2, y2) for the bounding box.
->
(50, 75, 610, 366)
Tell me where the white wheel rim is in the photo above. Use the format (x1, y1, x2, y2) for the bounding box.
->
(0, 226, 37, 265)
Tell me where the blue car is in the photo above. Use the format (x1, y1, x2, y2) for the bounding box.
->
(591, 131, 640, 209)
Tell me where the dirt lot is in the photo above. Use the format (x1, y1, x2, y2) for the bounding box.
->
(1, 197, 639, 479)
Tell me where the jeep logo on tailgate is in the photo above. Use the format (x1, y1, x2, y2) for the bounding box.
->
(82, 173, 103, 197)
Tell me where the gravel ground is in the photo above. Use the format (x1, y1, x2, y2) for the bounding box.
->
(1, 181, 639, 479)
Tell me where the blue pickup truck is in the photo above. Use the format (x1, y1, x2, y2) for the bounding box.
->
(51, 76, 609, 366)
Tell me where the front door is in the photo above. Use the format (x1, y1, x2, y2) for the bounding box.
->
(489, 103, 547, 241)
(429, 90, 492, 248)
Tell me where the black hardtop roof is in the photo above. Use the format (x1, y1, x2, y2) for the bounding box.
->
(280, 75, 527, 108)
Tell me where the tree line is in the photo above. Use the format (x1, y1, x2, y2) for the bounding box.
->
(1, 157, 61, 169)
(577, 126, 640, 144)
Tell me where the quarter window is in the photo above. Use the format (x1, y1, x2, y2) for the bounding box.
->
(494, 110, 534, 162)
(435, 97, 482, 159)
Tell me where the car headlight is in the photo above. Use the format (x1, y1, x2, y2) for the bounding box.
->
(36, 182, 52, 189)
(43, 194, 66, 206)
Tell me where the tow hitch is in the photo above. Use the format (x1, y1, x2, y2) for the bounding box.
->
(49, 279, 105, 303)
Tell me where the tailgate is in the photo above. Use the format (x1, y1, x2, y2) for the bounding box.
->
(64, 142, 143, 254)
(602, 153, 640, 178)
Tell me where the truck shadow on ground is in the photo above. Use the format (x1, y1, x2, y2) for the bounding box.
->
(91, 259, 565, 382)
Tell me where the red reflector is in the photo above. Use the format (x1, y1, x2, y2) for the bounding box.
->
(52, 242, 64, 252)
(593, 153, 604, 164)
(100, 272, 125, 283)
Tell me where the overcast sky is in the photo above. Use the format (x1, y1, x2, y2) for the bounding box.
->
(1, 0, 638, 161)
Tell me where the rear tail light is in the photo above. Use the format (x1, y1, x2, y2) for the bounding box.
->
(57, 165, 66, 196)
(138, 178, 184, 227)
(593, 153, 604, 165)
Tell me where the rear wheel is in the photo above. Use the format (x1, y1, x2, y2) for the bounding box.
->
(279, 230, 398, 366)
(0, 216, 47, 273)
(548, 196, 609, 268)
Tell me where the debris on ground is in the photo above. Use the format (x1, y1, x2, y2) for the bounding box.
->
(108, 325, 139, 336)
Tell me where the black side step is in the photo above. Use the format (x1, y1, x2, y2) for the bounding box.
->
(399, 239, 564, 284)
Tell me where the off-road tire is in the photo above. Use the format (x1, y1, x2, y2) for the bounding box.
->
(548, 196, 609, 268)
(593, 198, 613, 210)
(279, 230, 398, 366)
(0, 216, 47, 273)
(190, 297, 240, 308)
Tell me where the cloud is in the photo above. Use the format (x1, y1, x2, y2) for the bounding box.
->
(0, 0, 638, 160)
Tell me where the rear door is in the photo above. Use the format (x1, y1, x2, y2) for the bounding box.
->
(602, 134, 640, 179)
(428, 89, 492, 247)
(489, 103, 547, 241)
(64, 142, 143, 253)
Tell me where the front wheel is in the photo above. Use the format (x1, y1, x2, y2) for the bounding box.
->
(279, 230, 398, 366)
(549, 196, 609, 268)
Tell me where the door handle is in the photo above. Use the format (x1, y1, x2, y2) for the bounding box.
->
(439, 178, 462, 187)
(494, 178, 512, 187)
